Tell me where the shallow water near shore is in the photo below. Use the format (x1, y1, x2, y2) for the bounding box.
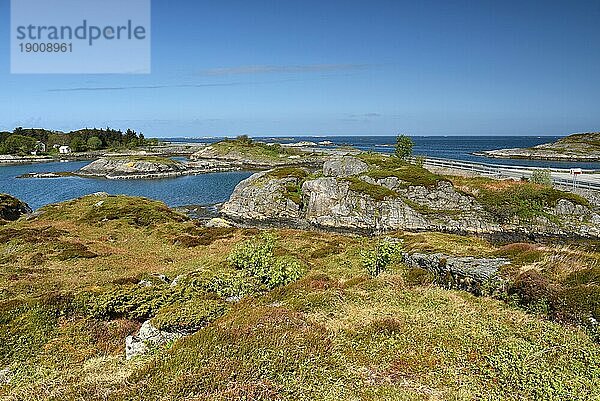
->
(0, 160, 253, 210)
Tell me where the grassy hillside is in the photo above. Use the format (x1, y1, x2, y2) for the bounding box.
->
(0, 194, 599, 400)
(200, 137, 311, 163)
(553, 132, 600, 149)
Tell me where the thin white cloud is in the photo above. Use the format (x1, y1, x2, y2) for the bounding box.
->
(199, 63, 372, 76)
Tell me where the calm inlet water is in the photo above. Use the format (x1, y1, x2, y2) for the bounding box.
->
(0, 160, 253, 210)
(2, 136, 598, 210)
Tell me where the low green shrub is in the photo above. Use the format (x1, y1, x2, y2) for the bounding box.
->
(530, 169, 553, 187)
(345, 177, 399, 201)
(86, 285, 188, 321)
(227, 232, 277, 275)
(361, 238, 402, 276)
(152, 299, 227, 332)
(227, 233, 306, 289)
(190, 270, 261, 298)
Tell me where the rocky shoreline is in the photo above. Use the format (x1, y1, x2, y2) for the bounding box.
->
(475, 148, 600, 162)
(477, 132, 600, 162)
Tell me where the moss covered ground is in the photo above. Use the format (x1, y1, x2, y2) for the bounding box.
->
(0, 194, 599, 400)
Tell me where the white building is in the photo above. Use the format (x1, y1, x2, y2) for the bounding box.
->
(59, 145, 72, 154)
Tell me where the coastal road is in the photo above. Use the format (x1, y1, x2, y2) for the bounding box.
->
(422, 157, 600, 191)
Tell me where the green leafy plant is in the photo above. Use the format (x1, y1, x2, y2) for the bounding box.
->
(361, 238, 401, 276)
(227, 232, 306, 288)
(530, 169, 553, 187)
(152, 299, 227, 332)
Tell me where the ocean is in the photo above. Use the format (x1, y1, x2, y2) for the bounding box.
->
(2, 136, 598, 210)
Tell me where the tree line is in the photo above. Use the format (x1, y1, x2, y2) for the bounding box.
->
(0, 127, 158, 155)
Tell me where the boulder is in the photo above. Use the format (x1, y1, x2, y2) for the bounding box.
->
(125, 321, 184, 360)
(221, 171, 304, 225)
(403, 253, 510, 293)
(205, 217, 233, 228)
(0, 194, 32, 221)
(0, 367, 12, 384)
(323, 156, 368, 177)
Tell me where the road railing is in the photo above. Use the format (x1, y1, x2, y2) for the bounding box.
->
(420, 156, 600, 191)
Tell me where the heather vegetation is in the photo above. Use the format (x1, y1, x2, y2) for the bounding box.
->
(449, 176, 590, 223)
(0, 194, 598, 399)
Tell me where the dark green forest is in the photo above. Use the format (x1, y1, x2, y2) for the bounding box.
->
(0, 127, 158, 155)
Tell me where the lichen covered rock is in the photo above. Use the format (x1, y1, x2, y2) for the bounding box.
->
(79, 156, 188, 179)
(125, 320, 183, 360)
(323, 156, 368, 177)
(403, 253, 510, 293)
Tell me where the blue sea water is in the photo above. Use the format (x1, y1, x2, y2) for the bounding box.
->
(168, 135, 600, 169)
(1, 136, 598, 210)
(0, 160, 253, 210)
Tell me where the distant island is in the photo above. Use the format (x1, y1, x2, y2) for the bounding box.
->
(477, 132, 600, 161)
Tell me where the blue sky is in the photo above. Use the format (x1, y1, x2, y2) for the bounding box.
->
(0, 0, 599, 137)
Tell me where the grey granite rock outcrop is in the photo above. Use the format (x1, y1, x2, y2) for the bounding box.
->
(220, 170, 306, 227)
(125, 321, 184, 360)
(323, 156, 368, 177)
(221, 155, 600, 238)
(79, 157, 188, 179)
(403, 253, 509, 293)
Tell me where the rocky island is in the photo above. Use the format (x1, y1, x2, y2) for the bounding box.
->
(221, 154, 600, 239)
(477, 132, 600, 161)
(77, 156, 190, 179)
(190, 136, 326, 169)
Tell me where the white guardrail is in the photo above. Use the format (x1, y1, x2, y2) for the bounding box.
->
(421, 157, 600, 191)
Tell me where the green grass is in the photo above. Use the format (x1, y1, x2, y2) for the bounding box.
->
(357, 153, 446, 188)
(266, 167, 309, 180)
(344, 177, 399, 201)
(0, 196, 599, 399)
(210, 140, 307, 162)
(449, 176, 590, 223)
(555, 132, 600, 149)
(38, 194, 188, 227)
